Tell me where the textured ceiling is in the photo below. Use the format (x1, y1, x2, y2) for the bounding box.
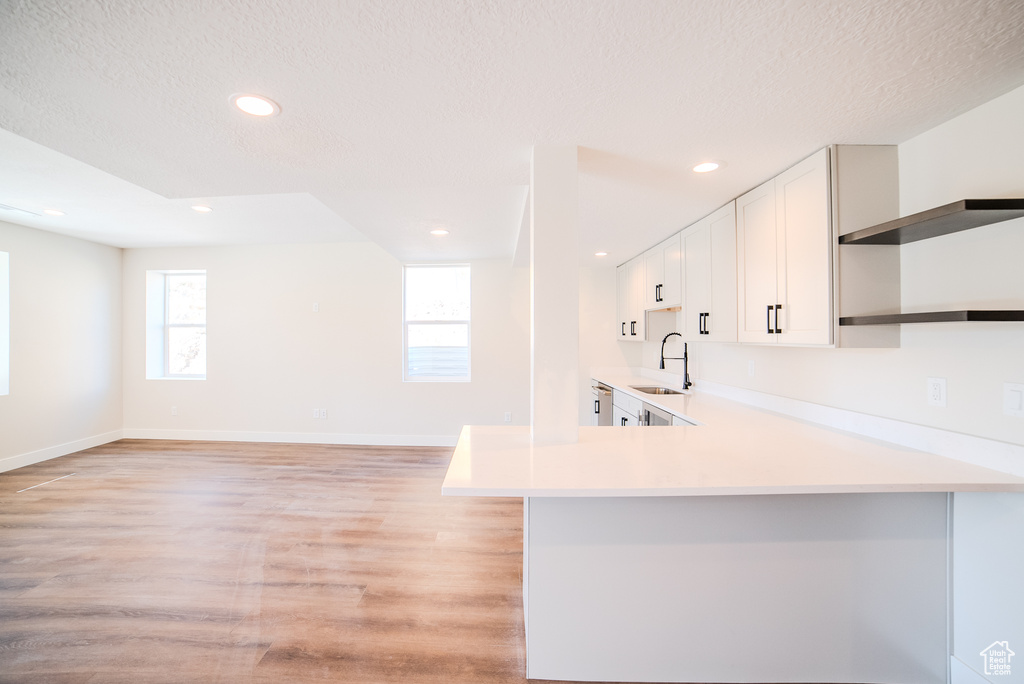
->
(1, 0, 1023, 261)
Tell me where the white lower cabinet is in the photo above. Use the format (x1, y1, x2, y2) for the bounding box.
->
(737, 148, 832, 345)
(612, 404, 637, 427)
(681, 201, 737, 342)
(612, 390, 643, 426)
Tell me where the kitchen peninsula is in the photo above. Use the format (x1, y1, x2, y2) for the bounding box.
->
(442, 380, 1024, 683)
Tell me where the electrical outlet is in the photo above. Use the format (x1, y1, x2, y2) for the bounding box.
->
(927, 377, 946, 407)
(313, 408, 320, 419)
(171, 406, 177, 416)
(1004, 383, 1024, 417)
(504, 411, 512, 423)
(321, 408, 328, 420)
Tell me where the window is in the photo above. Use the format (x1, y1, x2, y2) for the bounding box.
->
(403, 265, 470, 381)
(0, 251, 8, 396)
(146, 270, 206, 379)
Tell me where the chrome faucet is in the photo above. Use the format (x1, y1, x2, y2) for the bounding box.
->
(660, 332, 691, 390)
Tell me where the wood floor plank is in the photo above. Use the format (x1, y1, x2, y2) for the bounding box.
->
(0, 439, 650, 684)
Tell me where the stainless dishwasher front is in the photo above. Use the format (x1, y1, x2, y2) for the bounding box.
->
(591, 383, 612, 426)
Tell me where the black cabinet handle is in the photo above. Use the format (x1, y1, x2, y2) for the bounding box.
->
(594, 400, 600, 414)
(774, 304, 782, 334)
(630, 321, 636, 336)
(704, 312, 710, 335)
(621, 417, 627, 426)
(655, 284, 663, 302)
(622, 322, 626, 336)
(698, 312, 704, 334)
(767, 305, 772, 334)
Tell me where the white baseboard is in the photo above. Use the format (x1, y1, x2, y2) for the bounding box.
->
(951, 655, 991, 684)
(697, 380, 1024, 478)
(120, 428, 458, 448)
(0, 430, 124, 474)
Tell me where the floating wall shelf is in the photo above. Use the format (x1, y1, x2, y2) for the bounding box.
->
(838, 198, 1024, 245)
(839, 310, 1024, 326)
(838, 198, 1024, 326)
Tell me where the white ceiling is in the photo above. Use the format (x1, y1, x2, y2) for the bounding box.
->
(1, 0, 1023, 263)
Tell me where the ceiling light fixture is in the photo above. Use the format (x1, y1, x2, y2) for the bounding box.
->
(43, 208, 65, 216)
(693, 162, 721, 173)
(231, 94, 280, 117)
(429, 229, 450, 236)
(191, 205, 213, 213)
(595, 252, 608, 257)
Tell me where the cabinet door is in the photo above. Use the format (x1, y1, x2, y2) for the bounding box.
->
(682, 219, 710, 340)
(629, 256, 646, 340)
(644, 245, 665, 310)
(707, 201, 738, 343)
(612, 404, 637, 427)
(660, 233, 682, 309)
(644, 235, 682, 310)
(775, 148, 832, 345)
(616, 263, 629, 340)
(736, 179, 778, 344)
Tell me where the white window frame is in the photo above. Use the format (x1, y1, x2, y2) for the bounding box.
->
(146, 269, 207, 380)
(0, 251, 9, 396)
(403, 264, 471, 383)
(163, 271, 207, 379)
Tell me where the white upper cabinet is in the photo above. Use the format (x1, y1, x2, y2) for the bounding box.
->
(681, 202, 737, 342)
(737, 148, 832, 345)
(616, 255, 647, 341)
(616, 261, 629, 340)
(644, 233, 682, 310)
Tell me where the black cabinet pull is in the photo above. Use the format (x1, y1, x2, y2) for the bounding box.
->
(655, 284, 663, 302)
(621, 417, 627, 426)
(698, 312, 704, 334)
(594, 400, 600, 414)
(630, 321, 636, 336)
(622, 322, 626, 336)
(705, 312, 711, 335)
(767, 305, 772, 334)
(774, 304, 782, 334)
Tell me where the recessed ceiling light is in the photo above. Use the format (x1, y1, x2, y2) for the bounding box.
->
(43, 208, 65, 216)
(595, 251, 608, 257)
(429, 229, 450, 236)
(231, 94, 280, 117)
(693, 162, 721, 173)
(191, 205, 213, 213)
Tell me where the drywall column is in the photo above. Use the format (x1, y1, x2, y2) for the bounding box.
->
(530, 146, 579, 444)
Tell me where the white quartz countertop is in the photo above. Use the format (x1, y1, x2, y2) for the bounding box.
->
(441, 374, 1024, 497)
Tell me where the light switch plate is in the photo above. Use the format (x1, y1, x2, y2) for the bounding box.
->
(1004, 383, 1024, 417)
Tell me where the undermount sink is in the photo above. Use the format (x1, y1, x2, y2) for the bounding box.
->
(629, 385, 684, 395)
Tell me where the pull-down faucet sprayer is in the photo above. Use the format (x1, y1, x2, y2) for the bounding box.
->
(660, 332, 691, 390)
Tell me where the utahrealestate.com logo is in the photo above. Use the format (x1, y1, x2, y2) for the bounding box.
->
(980, 641, 1015, 676)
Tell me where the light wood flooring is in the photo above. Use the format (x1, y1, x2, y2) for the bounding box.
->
(0, 439, 599, 683)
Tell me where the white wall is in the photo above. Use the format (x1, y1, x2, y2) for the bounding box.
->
(0, 220, 123, 471)
(121, 242, 530, 445)
(685, 84, 1024, 449)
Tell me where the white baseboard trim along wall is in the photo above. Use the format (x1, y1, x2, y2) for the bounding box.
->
(696, 380, 1024, 478)
(120, 429, 458, 448)
(1, 430, 457, 474)
(0, 430, 124, 474)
